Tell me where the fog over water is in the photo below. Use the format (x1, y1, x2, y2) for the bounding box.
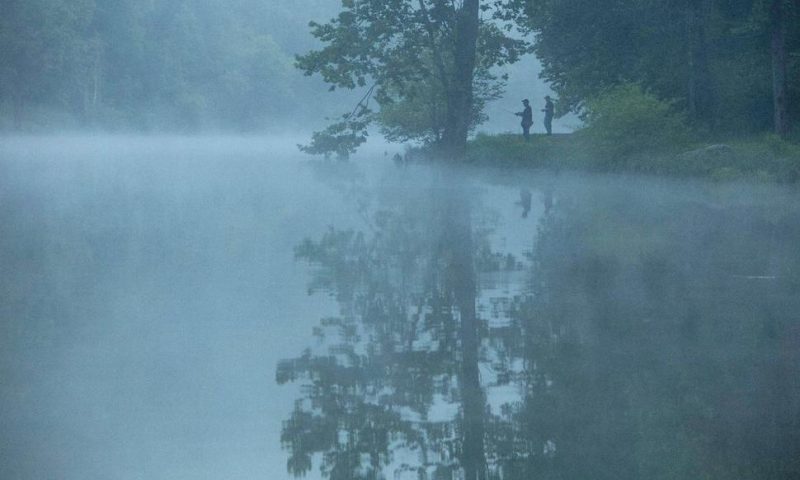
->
(1, 136, 357, 479)
(1, 136, 799, 480)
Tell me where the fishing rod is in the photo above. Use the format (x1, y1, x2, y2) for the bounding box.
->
(490, 105, 519, 115)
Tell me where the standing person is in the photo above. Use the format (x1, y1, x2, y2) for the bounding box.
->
(515, 99, 533, 141)
(542, 96, 554, 135)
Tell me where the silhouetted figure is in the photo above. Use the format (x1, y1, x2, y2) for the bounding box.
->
(515, 99, 533, 141)
(542, 96, 554, 135)
(516, 188, 532, 218)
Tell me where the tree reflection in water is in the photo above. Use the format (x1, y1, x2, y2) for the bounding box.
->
(278, 166, 800, 480)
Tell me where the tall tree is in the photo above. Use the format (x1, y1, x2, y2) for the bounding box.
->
(687, 0, 716, 123)
(296, 1, 527, 159)
(0, 0, 335, 131)
(502, 0, 799, 135)
(0, 0, 96, 129)
(770, 0, 790, 136)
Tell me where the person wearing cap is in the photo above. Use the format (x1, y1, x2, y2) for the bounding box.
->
(542, 96, 554, 135)
(515, 99, 533, 141)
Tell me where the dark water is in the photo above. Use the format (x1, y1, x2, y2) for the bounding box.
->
(1, 137, 798, 480)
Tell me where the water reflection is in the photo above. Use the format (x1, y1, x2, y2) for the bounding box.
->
(279, 166, 800, 480)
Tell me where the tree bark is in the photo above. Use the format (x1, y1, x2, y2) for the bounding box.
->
(771, 0, 790, 137)
(686, 0, 714, 125)
(441, 0, 480, 159)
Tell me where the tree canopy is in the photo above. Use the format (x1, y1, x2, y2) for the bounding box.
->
(3, 0, 796, 140)
(296, 0, 529, 158)
(500, 0, 799, 136)
(0, 0, 343, 131)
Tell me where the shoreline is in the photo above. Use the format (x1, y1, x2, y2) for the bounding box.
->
(441, 132, 800, 184)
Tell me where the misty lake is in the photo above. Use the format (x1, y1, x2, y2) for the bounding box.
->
(1, 136, 799, 480)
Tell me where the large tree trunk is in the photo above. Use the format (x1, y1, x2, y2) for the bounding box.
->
(686, 0, 715, 125)
(770, 0, 790, 137)
(440, 0, 480, 159)
(445, 183, 487, 480)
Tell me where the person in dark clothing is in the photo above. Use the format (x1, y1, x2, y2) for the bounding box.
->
(542, 96, 554, 135)
(515, 99, 533, 141)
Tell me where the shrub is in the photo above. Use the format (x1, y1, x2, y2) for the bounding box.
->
(580, 84, 692, 165)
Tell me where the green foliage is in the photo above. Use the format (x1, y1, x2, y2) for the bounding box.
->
(296, 0, 530, 156)
(377, 74, 449, 144)
(299, 111, 373, 160)
(0, 0, 335, 131)
(377, 65, 502, 144)
(500, 0, 800, 135)
(462, 130, 800, 182)
(580, 84, 693, 164)
(0, 0, 97, 128)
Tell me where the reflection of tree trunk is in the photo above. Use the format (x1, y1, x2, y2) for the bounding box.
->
(770, 0, 790, 137)
(441, 0, 480, 159)
(686, 0, 714, 125)
(444, 183, 486, 480)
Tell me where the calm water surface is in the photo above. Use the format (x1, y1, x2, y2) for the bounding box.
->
(1, 136, 798, 480)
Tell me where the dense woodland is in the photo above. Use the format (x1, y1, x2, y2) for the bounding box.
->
(296, 0, 799, 158)
(504, 0, 800, 136)
(0, 0, 343, 131)
(1, 0, 798, 145)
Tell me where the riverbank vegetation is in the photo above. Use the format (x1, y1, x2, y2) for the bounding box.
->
(457, 0, 800, 180)
(2, 0, 799, 175)
(464, 130, 800, 182)
(295, 0, 529, 158)
(501, 0, 799, 139)
(305, 0, 800, 172)
(462, 84, 800, 182)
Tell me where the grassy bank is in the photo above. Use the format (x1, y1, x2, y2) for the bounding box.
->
(462, 132, 800, 183)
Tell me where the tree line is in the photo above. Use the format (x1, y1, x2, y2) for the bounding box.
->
(502, 0, 799, 136)
(301, 0, 798, 158)
(0, 0, 340, 131)
(3, 0, 797, 145)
